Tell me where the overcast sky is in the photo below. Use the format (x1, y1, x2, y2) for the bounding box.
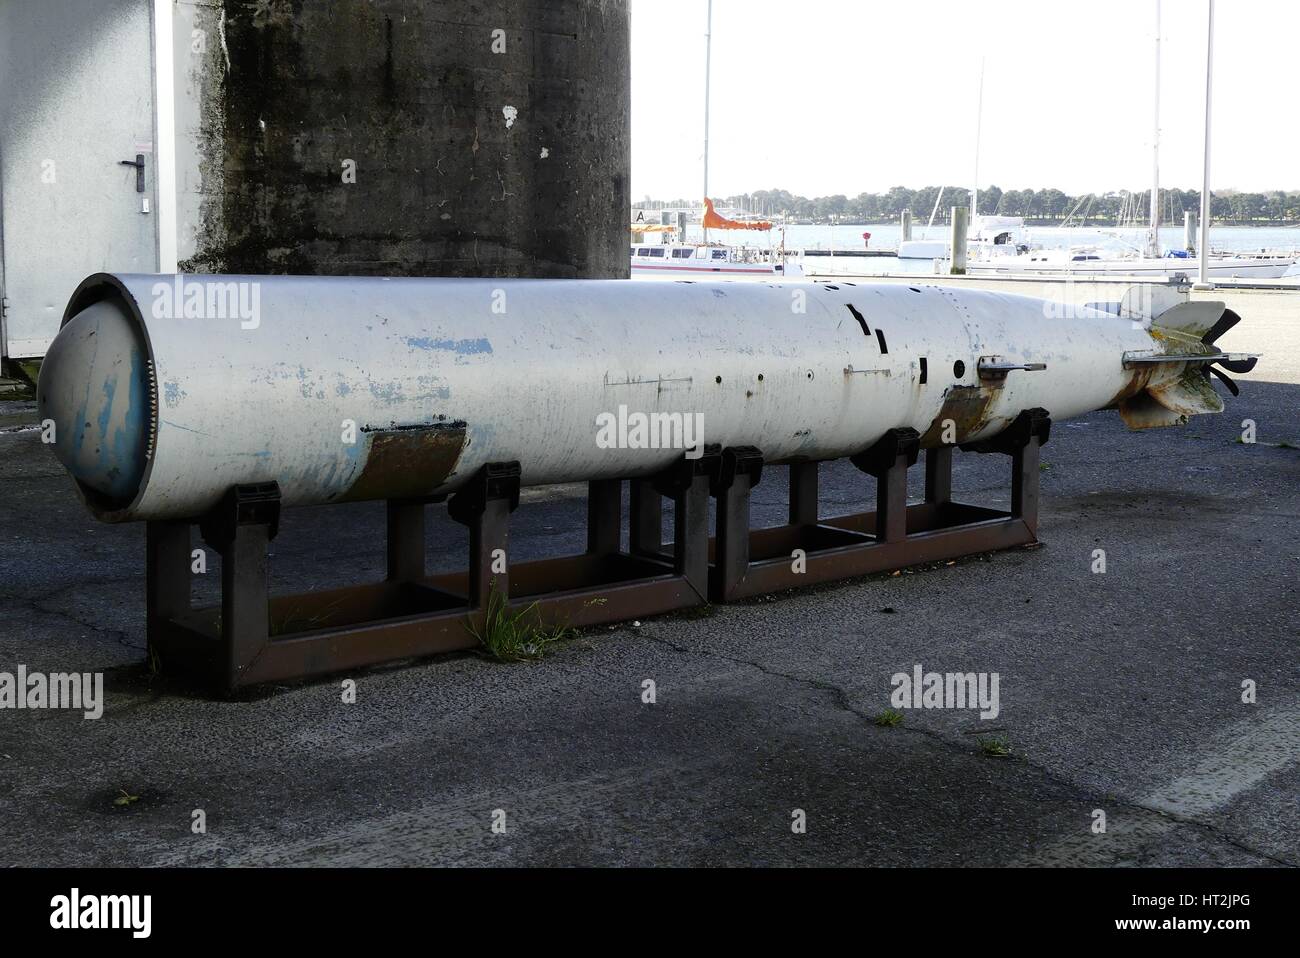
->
(630, 0, 1295, 200)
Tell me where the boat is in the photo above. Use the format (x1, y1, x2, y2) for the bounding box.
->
(897, 69, 1030, 264)
(631, 241, 802, 277)
(968, 245, 1294, 279)
(629, 1, 801, 280)
(970, 1, 1293, 281)
(899, 213, 1028, 260)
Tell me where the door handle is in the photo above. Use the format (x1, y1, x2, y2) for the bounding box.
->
(119, 154, 145, 193)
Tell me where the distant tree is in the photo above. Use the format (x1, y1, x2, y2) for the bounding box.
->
(881, 186, 913, 217)
(979, 185, 1002, 217)
(633, 183, 1300, 226)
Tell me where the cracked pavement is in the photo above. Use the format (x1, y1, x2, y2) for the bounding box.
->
(1, 362, 1297, 865)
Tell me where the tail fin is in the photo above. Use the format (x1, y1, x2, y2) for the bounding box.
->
(1148, 300, 1231, 343)
(1117, 299, 1254, 429)
(1119, 368, 1224, 429)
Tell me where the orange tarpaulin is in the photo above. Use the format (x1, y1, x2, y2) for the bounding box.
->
(703, 198, 772, 231)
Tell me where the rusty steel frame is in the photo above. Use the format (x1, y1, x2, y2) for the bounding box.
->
(145, 411, 1051, 694)
(708, 409, 1051, 602)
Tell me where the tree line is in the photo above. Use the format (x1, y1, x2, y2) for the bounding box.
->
(634, 186, 1300, 226)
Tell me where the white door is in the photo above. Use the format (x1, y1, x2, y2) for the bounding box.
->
(0, 0, 158, 358)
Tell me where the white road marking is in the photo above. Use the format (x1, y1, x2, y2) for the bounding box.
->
(1018, 701, 1300, 865)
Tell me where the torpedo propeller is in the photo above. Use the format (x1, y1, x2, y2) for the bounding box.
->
(1199, 308, 1256, 396)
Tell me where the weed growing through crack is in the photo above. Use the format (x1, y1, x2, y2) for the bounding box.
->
(874, 707, 904, 728)
(977, 734, 1013, 758)
(470, 588, 575, 663)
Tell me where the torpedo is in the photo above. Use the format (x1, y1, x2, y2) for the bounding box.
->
(38, 273, 1254, 524)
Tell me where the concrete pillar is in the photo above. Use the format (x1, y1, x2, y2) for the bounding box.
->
(1184, 210, 1198, 254)
(180, 0, 630, 279)
(949, 206, 968, 275)
(900, 209, 912, 243)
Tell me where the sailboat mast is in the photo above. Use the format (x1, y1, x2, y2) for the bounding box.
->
(702, 0, 712, 245)
(1148, 0, 1162, 258)
(1198, 0, 1215, 285)
(972, 59, 984, 221)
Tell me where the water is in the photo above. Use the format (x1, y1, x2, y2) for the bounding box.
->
(696, 223, 1300, 277)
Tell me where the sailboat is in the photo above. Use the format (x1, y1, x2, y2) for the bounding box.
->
(897, 63, 1030, 265)
(630, 2, 801, 279)
(631, 200, 800, 276)
(971, 0, 1294, 280)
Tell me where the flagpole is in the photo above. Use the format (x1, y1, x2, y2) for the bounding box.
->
(1196, 0, 1215, 288)
(702, 0, 712, 245)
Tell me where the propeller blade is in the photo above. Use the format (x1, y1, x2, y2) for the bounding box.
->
(1208, 366, 1240, 396)
(1219, 357, 1258, 374)
(1201, 308, 1242, 345)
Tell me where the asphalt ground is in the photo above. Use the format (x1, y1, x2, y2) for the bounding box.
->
(0, 296, 1296, 867)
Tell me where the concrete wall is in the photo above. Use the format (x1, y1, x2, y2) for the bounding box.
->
(176, 0, 631, 279)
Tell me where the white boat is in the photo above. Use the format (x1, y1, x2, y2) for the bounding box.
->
(631, 242, 803, 278)
(968, 246, 1294, 279)
(899, 215, 1028, 260)
(630, 4, 803, 281)
(969, 1, 1294, 281)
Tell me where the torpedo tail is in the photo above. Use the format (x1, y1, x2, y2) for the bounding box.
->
(1118, 301, 1258, 430)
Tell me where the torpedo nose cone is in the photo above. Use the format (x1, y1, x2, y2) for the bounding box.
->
(37, 297, 151, 508)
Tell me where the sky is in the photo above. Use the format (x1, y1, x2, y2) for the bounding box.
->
(630, 0, 1297, 201)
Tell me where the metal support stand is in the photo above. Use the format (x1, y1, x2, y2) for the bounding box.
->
(962, 407, 1051, 537)
(924, 446, 953, 506)
(449, 462, 521, 608)
(143, 415, 1052, 694)
(710, 446, 764, 602)
(586, 478, 622, 556)
(706, 413, 1051, 602)
(852, 427, 922, 543)
(629, 478, 663, 558)
(788, 460, 819, 526)
(146, 455, 720, 693)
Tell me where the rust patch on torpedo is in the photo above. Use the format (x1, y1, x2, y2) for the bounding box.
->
(919, 384, 1002, 447)
(1104, 365, 1156, 410)
(342, 424, 468, 501)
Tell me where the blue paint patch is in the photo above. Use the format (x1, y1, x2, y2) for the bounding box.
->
(402, 336, 492, 356)
(97, 347, 147, 500)
(72, 398, 89, 457)
(370, 381, 405, 404)
(163, 381, 184, 407)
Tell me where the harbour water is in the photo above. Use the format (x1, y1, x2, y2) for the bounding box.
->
(696, 223, 1300, 277)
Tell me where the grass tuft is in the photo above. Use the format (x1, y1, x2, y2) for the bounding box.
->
(873, 707, 904, 728)
(976, 734, 1013, 758)
(470, 588, 575, 663)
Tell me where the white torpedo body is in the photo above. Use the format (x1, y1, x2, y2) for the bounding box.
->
(38, 273, 1254, 522)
